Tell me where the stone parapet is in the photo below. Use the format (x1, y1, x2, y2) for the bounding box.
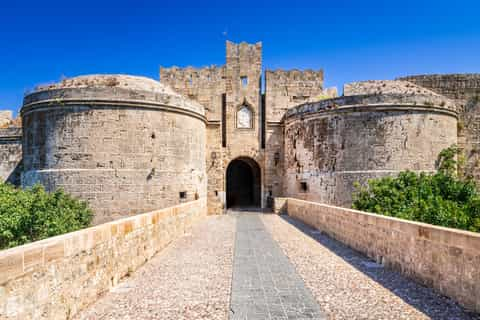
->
(0, 198, 207, 319)
(0, 128, 22, 139)
(272, 197, 288, 214)
(285, 93, 457, 120)
(280, 197, 480, 314)
(23, 87, 205, 121)
(398, 74, 480, 102)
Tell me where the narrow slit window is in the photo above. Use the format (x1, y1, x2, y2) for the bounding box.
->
(241, 76, 248, 87)
(300, 182, 308, 192)
(179, 191, 187, 199)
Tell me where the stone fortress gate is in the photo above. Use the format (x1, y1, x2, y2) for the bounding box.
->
(0, 41, 478, 223)
(1, 41, 480, 320)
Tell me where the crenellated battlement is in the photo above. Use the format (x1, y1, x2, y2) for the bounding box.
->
(226, 41, 262, 62)
(160, 65, 226, 119)
(266, 69, 324, 83)
(160, 65, 225, 84)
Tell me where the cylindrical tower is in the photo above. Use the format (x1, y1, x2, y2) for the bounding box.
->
(283, 88, 458, 207)
(21, 75, 207, 224)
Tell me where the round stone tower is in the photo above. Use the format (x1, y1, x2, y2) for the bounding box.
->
(283, 80, 458, 207)
(21, 75, 207, 224)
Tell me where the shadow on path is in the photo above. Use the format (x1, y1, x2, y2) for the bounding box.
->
(279, 215, 480, 320)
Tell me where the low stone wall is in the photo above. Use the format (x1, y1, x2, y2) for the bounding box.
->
(280, 197, 480, 313)
(0, 198, 207, 319)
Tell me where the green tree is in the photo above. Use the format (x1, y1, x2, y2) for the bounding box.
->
(353, 146, 480, 233)
(0, 183, 93, 249)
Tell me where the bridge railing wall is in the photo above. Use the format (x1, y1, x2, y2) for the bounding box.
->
(274, 197, 480, 314)
(0, 198, 207, 319)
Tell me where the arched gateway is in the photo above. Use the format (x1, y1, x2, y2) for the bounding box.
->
(226, 157, 261, 208)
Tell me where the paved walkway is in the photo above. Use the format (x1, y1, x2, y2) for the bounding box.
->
(230, 213, 324, 319)
(76, 212, 479, 320)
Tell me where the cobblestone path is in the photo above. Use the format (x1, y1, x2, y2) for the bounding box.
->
(76, 212, 479, 320)
(76, 215, 236, 320)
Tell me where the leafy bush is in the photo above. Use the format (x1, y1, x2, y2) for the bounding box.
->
(0, 183, 93, 249)
(353, 146, 480, 233)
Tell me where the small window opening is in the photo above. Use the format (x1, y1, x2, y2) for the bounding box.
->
(179, 191, 187, 199)
(300, 182, 308, 192)
(241, 76, 248, 87)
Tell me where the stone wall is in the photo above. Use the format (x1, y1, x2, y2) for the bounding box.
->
(21, 75, 207, 224)
(283, 95, 457, 207)
(160, 66, 225, 121)
(0, 128, 22, 185)
(398, 74, 480, 104)
(0, 110, 22, 185)
(281, 197, 480, 313)
(265, 69, 326, 123)
(264, 123, 284, 204)
(343, 79, 454, 98)
(397, 74, 480, 185)
(0, 111, 13, 127)
(0, 198, 207, 320)
(457, 96, 480, 181)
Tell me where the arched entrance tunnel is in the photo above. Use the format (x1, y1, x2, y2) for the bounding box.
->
(226, 157, 261, 208)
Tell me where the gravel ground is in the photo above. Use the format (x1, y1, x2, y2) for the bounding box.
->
(75, 215, 236, 320)
(261, 214, 480, 320)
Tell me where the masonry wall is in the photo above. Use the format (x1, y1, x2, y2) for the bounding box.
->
(223, 42, 263, 159)
(206, 123, 225, 214)
(398, 74, 480, 185)
(0, 198, 207, 320)
(160, 66, 225, 121)
(457, 97, 480, 181)
(282, 197, 480, 313)
(283, 96, 457, 207)
(0, 111, 13, 127)
(263, 70, 327, 203)
(160, 64, 227, 215)
(398, 74, 480, 104)
(265, 69, 325, 123)
(264, 123, 284, 203)
(0, 128, 22, 185)
(22, 83, 207, 224)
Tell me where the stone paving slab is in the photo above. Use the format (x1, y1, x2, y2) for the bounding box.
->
(262, 214, 480, 320)
(230, 212, 325, 320)
(75, 215, 236, 320)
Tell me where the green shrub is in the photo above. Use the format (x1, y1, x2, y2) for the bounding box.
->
(352, 146, 480, 233)
(0, 183, 93, 249)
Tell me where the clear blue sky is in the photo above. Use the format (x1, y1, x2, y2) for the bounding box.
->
(1, 0, 479, 114)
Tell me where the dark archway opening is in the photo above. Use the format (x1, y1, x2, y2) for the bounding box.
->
(226, 157, 261, 208)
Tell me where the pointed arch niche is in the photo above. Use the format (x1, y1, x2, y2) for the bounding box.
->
(236, 102, 254, 129)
